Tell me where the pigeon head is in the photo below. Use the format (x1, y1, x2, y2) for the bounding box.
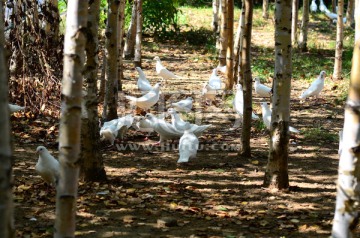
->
(145, 113, 156, 122)
(153, 56, 160, 61)
(320, 71, 326, 79)
(254, 77, 261, 83)
(235, 84, 242, 90)
(167, 108, 176, 115)
(36, 146, 48, 155)
(187, 97, 193, 101)
(260, 102, 268, 108)
(135, 67, 141, 72)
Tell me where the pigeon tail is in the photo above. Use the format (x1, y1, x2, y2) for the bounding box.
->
(289, 126, 300, 133)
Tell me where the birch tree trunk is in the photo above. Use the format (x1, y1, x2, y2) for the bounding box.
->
(263, 0, 292, 189)
(0, 0, 15, 236)
(233, 4, 245, 84)
(333, 0, 344, 80)
(81, 0, 107, 182)
(104, 0, 120, 121)
(291, 0, 299, 45)
(134, 0, 143, 68)
(331, 12, 360, 237)
(262, 0, 269, 19)
(117, 0, 126, 92)
(225, 0, 234, 90)
(123, 0, 137, 59)
(298, 0, 309, 51)
(346, 0, 355, 28)
(240, 0, 253, 156)
(55, 0, 88, 237)
(218, 0, 227, 66)
(212, 0, 220, 32)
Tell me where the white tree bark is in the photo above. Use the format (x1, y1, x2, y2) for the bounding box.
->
(291, 0, 299, 45)
(333, 0, 344, 80)
(212, 0, 220, 32)
(123, 0, 137, 59)
(263, 0, 269, 18)
(263, 0, 292, 189)
(104, 0, 120, 121)
(331, 7, 360, 238)
(54, 0, 88, 237)
(298, 0, 309, 51)
(134, 0, 143, 67)
(0, 0, 15, 236)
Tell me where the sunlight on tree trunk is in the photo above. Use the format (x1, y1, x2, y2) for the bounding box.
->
(298, 0, 309, 51)
(80, 0, 107, 182)
(0, 0, 15, 236)
(331, 10, 360, 238)
(262, 0, 269, 19)
(104, 0, 120, 121)
(55, 0, 88, 237)
(263, 0, 292, 189)
(240, 0, 253, 157)
(117, 0, 126, 92)
(212, 0, 220, 32)
(291, 0, 299, 46)
(233, 4, 245, 84)
(124, 0, 137, 59)
(225, 0, 234, 90)
(333, 0, 344, 80)
(134, 0, 143, 68)
(219, 0, 227, 66)
(346, 0, 355, 28)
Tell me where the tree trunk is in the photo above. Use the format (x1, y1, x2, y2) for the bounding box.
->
(333, 0, 344, 80)
(346, 0, 355, 28)
(331, 12, 360, 237)
(99, 50, 107, 103)
(117, 0, 126, 92)
(218, 0, 227, 66)
(263, 0, 292, 189)
(225, 0, 234, 90)
(55, 0, 88, 237)
(332, 0, 337, 12)
(123, 0, 137, 59)
(262, 0, 269, 19)
(233, 3, 245, 84)
(298, 0, 309, 51)
(240, 0, 253, 156)
(291, 0, 299, 45)
(134, 0, 143, 68)
(44, 0, 60, 42)
(0, 0, 15, 236)
(104, 0, 120, 121)
(80, 0, 107, 182)
(212, 0, 220, 32)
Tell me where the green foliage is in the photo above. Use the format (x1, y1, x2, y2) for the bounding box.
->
(302, 127, 338, 143)
(126, 0, 180, 40)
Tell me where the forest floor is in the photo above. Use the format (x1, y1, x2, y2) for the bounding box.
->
(11, 7, 353, 238)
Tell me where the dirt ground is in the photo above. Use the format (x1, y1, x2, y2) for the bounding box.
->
(11, 17, 349, 238)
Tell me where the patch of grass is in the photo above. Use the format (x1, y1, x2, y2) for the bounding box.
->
(253, 120, 267, 131)
(302, 127, 338, 143)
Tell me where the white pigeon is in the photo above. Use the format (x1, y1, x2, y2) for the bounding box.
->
(254, 77, 271, 97)
(319, 0, 327, 12)
(260, 102, 300, 133)
(171, 97, 193, 112)
(310, 0, 318, 12)
(233, 84, 259, 120)
(178, 122, 199, 163)
(136, 67, 153, 93)
(35, 146, 60, 186)
(154, 56, 180, 81)
(299, 71, 326, 100)
(145, 113, 184, 144)
(8, 103, 25, 113)
(208, 68, 222, 90)
(202, 82, 217, 104)
(132, 115, 154, 134)
(125, 83, 161, 110)
(167, 108, 211, 136)
(100, 115, 134, 145)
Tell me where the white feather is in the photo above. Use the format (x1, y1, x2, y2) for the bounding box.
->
(171, 97, 193, 112)
(208, 69, 222, 90)
(154, 56, 180, 80)
(233, 84, 259, 120)
(178, 123, 199, 163)
(145, 113, 184, 143)
(310, 0, 318, 12)
(136, 67, 153, 93)
(299, 71, 326, 100)
(35, 146, 60, 186)
(125, 83, 161, 110)
(254, 77, 271, 97)
(8, 103, 25, 113)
